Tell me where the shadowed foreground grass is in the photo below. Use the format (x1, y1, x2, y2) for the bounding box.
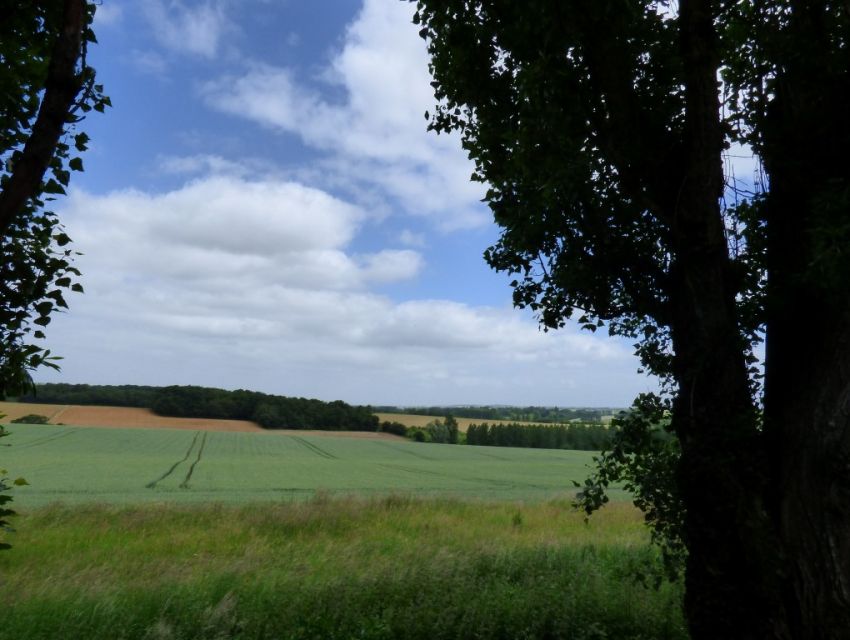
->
(0, 497, 686, 640)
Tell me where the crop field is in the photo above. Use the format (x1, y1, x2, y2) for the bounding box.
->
(0, 423, 624, 507)
(375, 411, 541, 432)
(0, 421, 679, 640)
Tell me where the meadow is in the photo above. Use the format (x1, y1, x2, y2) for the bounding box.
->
(0, 499, 686, 640)
(0, 421, 683, 639)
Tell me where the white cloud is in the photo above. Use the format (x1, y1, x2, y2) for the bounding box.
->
(398, 229, 426, 248)
(43, 170, 647, 406)
(143, 0, 228, 58)
(94, 2, 123, 27)
(202, 0, 488, 229)
(131, 49, 169, 76)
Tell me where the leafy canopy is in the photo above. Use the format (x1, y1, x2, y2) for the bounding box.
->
(0, 0, 109, 397)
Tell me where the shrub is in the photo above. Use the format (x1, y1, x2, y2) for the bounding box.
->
(10, 414, 49, 424)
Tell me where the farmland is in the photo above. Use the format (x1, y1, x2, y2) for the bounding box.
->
(375, 411, 542, 432)
(0, 416, 681, 639)
(0, 422, 624, 507)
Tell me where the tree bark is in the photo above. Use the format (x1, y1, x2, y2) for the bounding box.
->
(761, 7, 850, 629)
(670, 1, 788, 637)
(0, 0, 86, 237)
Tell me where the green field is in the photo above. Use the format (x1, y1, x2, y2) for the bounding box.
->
(0, 423, 681, 639)
(0, 499, 686, 640)
(0, 423, 626, 507)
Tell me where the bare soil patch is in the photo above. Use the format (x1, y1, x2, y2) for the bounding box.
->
(2, 402, 404, 440)
(0, 402, 69, 423)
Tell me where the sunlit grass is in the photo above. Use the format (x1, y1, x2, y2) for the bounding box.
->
(0, 497, 685, 640)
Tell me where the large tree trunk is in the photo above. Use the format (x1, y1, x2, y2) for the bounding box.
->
(670, 1, 788, 637)
(761, 17, 850, 630)
(767, 294, 850, 638)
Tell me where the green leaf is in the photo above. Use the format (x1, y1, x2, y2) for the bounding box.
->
(74, 132, 90, 151)
(54, 232, 72, 246)
(13, 478, 28, 486)
(69, 157, 84, 172)
(43, 179, 66, 195)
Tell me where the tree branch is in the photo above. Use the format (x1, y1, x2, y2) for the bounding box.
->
(0, 0, 86, 237)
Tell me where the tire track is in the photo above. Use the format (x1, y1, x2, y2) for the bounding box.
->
(374, 441, 435, 460)
(146, 431, 200, 488)
(378, 463, 445, 478)
(290, 435, 338, 460)
(180, 432, 208, 488)
(14, 428, 77, 450)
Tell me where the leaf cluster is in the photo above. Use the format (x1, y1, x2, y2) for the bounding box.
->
(0, 421, 29, 551)
(0, 0, 108, 396)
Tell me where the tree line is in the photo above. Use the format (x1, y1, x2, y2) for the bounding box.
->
(465, 422, 613, 451)
(375, 405, 615, 423)
(18, 383, 379, 431)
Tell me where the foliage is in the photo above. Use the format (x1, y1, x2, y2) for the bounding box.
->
(407, 416, 461, 443)
(467, 420, 614, 451)
(410, 4, 850, 633)
(17, 382, 160, 408)
(9, 413, 49, 424)
(0, 421, 29, 550)
(575, 394, 684, 577)
(0, 1, 109, 397)
(378, 420, 408, 437)
(376, 404, 617, 423)
(19, 382, 380, 431)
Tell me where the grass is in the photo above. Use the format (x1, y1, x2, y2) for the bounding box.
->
(0, 498, 686, 640)
(0, 424, 630, 506)
(0, 423, 680, 638)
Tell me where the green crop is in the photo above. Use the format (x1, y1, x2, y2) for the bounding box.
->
(0, 424, 630, 506)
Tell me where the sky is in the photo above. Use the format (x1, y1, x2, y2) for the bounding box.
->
(35, 0, 661, 407)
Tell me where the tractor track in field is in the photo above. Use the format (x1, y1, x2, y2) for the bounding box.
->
(180, 431, 208, 488)
(146, 431, 200, 488)
(14, 428, 77, 450)
(378, 463, 445, 478)
(374, 441, 435, 460)
(290, 435, 338, 460)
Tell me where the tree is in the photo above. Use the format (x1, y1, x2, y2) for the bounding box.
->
(412, 1, 849, 638)
(0, 0, 109, 396)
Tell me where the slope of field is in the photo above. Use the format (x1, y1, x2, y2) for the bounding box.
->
(0, 402, 68, 422)
(0, 423, 620, 507)
(0, 402, 399, 439)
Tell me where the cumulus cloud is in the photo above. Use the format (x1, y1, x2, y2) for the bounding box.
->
(143, 0, 228, 58)
(202, 0, 488, 229)
(43, 169, 645, 405)
(94, 2, 123, 27)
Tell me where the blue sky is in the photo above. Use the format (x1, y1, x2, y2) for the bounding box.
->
(37, 0, 659, 406)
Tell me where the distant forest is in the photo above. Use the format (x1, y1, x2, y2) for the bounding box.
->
(375, 405, 619, 423)
(18, 384, 379, 431)
(465, 422, 613, 450)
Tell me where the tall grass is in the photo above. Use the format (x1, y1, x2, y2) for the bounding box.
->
(0, 497, 686, 639)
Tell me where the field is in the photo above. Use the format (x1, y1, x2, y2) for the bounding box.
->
(0, 423, 624, 507)
(0, 415, 681, 639)
(375, 412, 542, 432)
(0, 499, 686, 640)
